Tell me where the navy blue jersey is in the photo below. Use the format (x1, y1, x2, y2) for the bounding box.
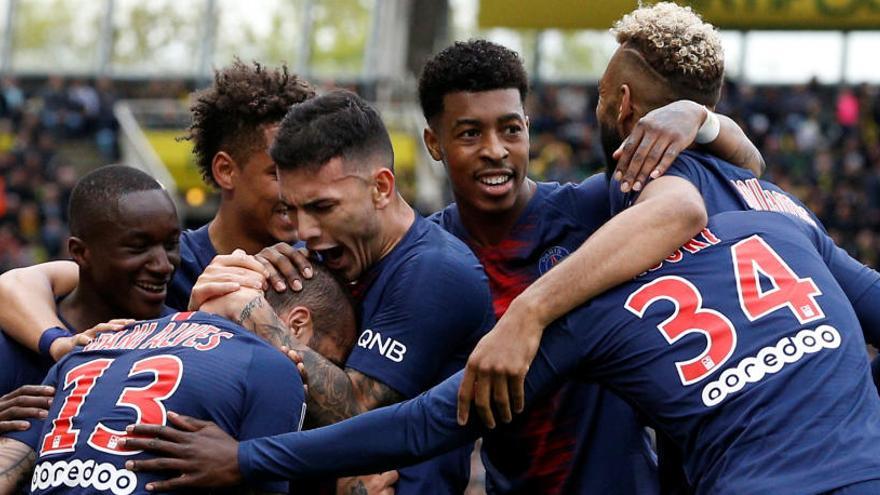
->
(347, 213, 494, 494)
(0, 305, 175, 399)
(165, 224, 215, 312)
(0, 330, 53, 396)
(9, 311, 305, 495)
(432, 176, 658, 494)
(610, 151, 880, 347)
(0, 305, 80, 396)
(238, 212, 880, 495)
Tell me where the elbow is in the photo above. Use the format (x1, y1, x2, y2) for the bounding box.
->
(666, 194, 708, 240)
(0, 267, 25, 299)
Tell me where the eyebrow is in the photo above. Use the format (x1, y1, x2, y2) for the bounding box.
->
(452, 113, 525, 129)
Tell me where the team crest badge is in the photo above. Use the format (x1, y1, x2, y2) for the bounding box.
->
(538, 246, 570, 275)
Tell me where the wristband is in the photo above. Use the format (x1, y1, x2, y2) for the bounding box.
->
(39, 326, 72, 358)
(695, 108, 721, 144)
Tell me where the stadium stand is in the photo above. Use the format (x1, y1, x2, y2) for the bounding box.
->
(2, 77, 879, 272)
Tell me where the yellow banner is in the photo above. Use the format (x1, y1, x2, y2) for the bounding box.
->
(478, 0, 880, 30)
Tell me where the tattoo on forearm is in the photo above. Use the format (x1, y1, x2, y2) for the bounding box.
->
(350, 480, 368, 495)
(236, 296, 265, 329)
(236, 296, 296, 350)
(0, 439, 36, 491)
(235, 296, 404, 426)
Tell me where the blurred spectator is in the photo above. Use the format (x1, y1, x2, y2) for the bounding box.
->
(527, 81, 880, 269)
(3, 75, 880, 273)
(0, 77, 118, 272)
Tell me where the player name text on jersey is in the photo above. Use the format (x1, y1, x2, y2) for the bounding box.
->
(731, 178, 817, 227)
(83, 321, 233, 353)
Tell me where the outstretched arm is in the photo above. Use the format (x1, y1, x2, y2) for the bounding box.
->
(0, 437, 36, 494)
(121, 315, 585, 489)
(122, 372, 480, 489)
(0, 261, 79, 360)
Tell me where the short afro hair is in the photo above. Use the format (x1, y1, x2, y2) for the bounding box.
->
(418, 39, 529, 123)
(69, 165, 167, 240)
(612, 2, 724, 105)
(184, 59, 315, 187)
(271, 89, 394, 173)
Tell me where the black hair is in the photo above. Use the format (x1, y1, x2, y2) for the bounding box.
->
(270, 89, 394, 173)
(68, 165, 166, 240)
(184, 59, 315, 187)
(264, 263, 358, 356)
(418, 39, 529, 123)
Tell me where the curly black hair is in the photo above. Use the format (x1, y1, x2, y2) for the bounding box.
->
(418, 39, 529, 124)
(184, 59, 315, 187)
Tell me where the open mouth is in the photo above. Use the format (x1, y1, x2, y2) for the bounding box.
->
(314, 245, 345, 266)
(476, 170, 515, 196)
(135, 281, 167, 295)
(478, 174, 513, 186)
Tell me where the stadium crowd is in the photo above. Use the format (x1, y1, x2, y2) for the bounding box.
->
(526, 80, 880, 268)
(0, 76, 119, 272)
(2, 3, 880, 494)
(3, 76, 880, 273)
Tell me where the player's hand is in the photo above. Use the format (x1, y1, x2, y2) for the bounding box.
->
(255, 243, 313, 293)
(337, 471, 398, 495)
(457, 298, 543, 429)
(49, 319, 134, 361)
(122, 411, 241, 491)
(0, 385, 54, 433)
(189, 249, 269, 311)
(199, 287, 264, 325)
(612, 100, 706, 193)
(282, 347, 310, 397)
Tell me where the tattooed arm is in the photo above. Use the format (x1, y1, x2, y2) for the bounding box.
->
(0, 438, 35, 494)
(233, 295, 404, 426)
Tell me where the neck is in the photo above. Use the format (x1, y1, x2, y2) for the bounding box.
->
(58, 279, 123, 334)
(456, 178, 537, 246)
(209, 201, 273, 255)
(373, 194, 416, 262)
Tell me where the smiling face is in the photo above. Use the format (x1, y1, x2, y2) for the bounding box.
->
(277, 157, 384, 282)
(232, 124, 296, 244)
(425, 89, 530, 216)
(80, 189, 181, 319)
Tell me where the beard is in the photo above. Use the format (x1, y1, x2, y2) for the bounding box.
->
(599, 120, 623, 181)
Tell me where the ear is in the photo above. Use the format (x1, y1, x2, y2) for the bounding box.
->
(423, 127, 443, 162)
(372, 168, 396, 209)
(68, 236, 89, 268)
(617, 84, 635, 136)
(212, 151, 237, 191)
(288, 306, 314, 343)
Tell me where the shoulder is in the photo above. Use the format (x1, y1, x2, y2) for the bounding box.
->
(543, 174, 611, 221)
(425, 204, 463, 236)
(401, 222, 484, 283)
(179, 224, 215, 262)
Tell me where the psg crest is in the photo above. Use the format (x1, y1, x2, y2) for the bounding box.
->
(538, 246, 570, 275)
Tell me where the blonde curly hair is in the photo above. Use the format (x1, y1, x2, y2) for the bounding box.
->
(612, 2, 723, 100)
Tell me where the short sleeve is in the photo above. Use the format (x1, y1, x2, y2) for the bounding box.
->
(345, 253, 494, 398)
(239, 345, 306, 490)
(562, 174, 612, 229)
